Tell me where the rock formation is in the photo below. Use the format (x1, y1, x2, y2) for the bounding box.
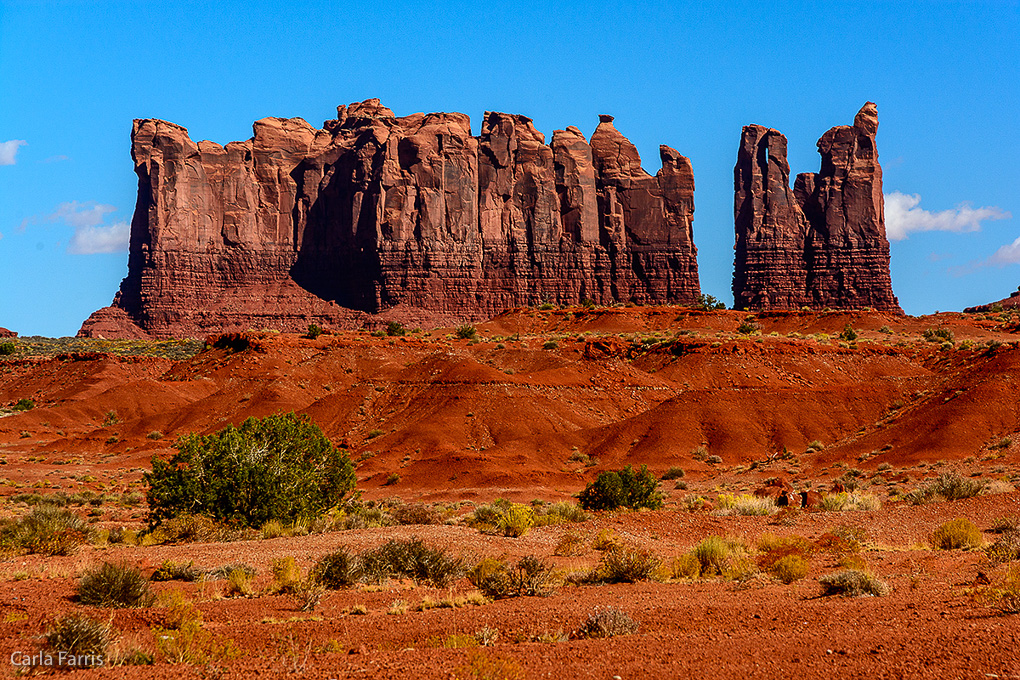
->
(964, 286, 1020, 312)
(80, 99, 700, 338)
(0, 328, 15, 338)
(733, 103, 901, 312)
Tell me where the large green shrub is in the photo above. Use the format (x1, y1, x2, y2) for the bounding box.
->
(577, 465, 662, 511)
(145, 413, 356, 528)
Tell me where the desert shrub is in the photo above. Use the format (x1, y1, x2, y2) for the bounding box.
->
(736, 321, 758, 335)
(694, 294, 726, 311)
(906, 473, 985, 505)
(593, 546, 660, 583)
(661, 466, 685, 480)
(271, 556, 302, 593)
(537, 501, 588, 524)
(358, 537, 463, 587)
(225, 568, 254, 597)
(44, 613, 112, 662)
(13, 397, 35, 411)
(592, 528, 622, 552)
(312, 548, 359, 589)
(496, 503, 535, 537)
(991, 517, 1020, 534)
(691, 536, 750, 577)
(820, 492, 882, 512)
(818, 569, 890, 597)
(771, 555, 809, 583)
(0, 506, 91, 555)
(77, 562, 154, 608)
(392, 503, 440, 526)
(145, 413, 356, 528)
(205, 563, 255, 581)
(469, 555, 555, 599)
(554, 530, 587, 556)
(386, 321, 406, 337)
(455, 325, 477, 340)
(144, 514, 241, 544)
(151, 560, 202, 582)
(930, 518, 983, 550)
(971, 564, 1020, 614)
(756, 534, 814, 573)
(0, 341, 16, 355)
(669, 553, 702, 579)
(305, 324, 323, 339)
(839, 324, 858, 342)
(985, 531, 1020, 564)
(715, 493, 776, 516)
(577, 465, 662, 511)
(575, 607, 639, 639)
(542, 340, 559, 350)
(923, 327, 954, 344)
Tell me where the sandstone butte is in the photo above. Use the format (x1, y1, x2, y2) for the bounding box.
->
(732, 102, 902, 313)
(79, 100, 700, 338)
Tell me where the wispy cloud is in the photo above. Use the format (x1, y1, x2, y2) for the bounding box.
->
(885, 191, 1010, 241)
(42, 154, 69, 164)
(0, 139, 27, 165)
(19, 201, 130, 254)
(986, 236, 1020, 266)
(68, 221, 130, 254)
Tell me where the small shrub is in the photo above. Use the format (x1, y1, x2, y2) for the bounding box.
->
(757, 534, 814, 572)
(984, 531, 1020, 564)
(554, 530, 587, 556)
(542, 340, 559, 350)
(670, 553, 702, 579)
(575, 607, 639, 638)
(594, 546, 660, 583)
(705, 454, 723, 465)
(496, 503, 534, 538)
(144, 514, 235, 544)
(923, 327, 954, 344)
(392, 503, 440, 526)
(456, 325, 477, 340)
(151, 560, 202, 582)
(990, 517, 1020, 534)
(305, 324, 323, 340)
(971, 564, 1020, 614)
(44, 613, 112, 662)
(592, 528, 622, 552)
(385, 321, 406, 337)
(358, 537, 463, 587)
(690, 445, 708, 461)
(205, 563, 256, 581)
(313, 548, 359, 589)
(736, 321, 758, 335)
(145, 413, 356, 528)
(0, 505, 91, 555)
(539, 501, 588, 524)
(271, 556, 303, 594)
(384, 472, 401, 486)
(771, 555, 809, 583)
(226, 568, 254, 597)
(878, 325, 893, 334)
(470, 556, 555, 599)
(930, 518, 983, 550)
(146, 430, 164, 440)
(820, 492, 881, 512)
(0, 341, 16, 356)
(661, 466, 685, 480)
(77, 562, 154, 608)
(691, 536, 750, 577)
(818, 569, 890, 597)
(907, 473, 985, 504)
(839, 324, 858, 342)
(694, 294, 726, 311)
(13, 398, 35, 411)
(715, 493, 776, 516)
(577, 465, 662, 511)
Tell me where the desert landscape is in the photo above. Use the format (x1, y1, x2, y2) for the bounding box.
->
(2, 304, 1020, 678)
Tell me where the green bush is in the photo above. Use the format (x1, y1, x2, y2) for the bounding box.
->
(661, 466, 685, 480)
(906, 472, 985, 504)
(455, 325, 477, 340)
(305, 324, 323, 339)
(12, 398, 34, 411)
(150, 560, 203, 582)
(357, 538, 463, 587)
(77, 562, 154, 608)
(593, 546, 660, 583)
(386, 321, 406, 337)
(313, 548, 359, 589)
(575, 607, 639, 638)
(0, 341, 16, 356)
(542, 340, 559, 350)
(923, 327, 955, 344)
(496, 503, 534, 537)
(771, 555, 809, 583)
(694, 294, 726, 311)
(839, 324, 858, 342)
(577, 465, 662, 511)
(930, 518, 983, 550)
(0, 506, 91, 555)
(44, 613, 111, 661)
(145, 413, 356, 528)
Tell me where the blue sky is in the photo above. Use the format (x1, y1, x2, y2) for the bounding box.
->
(1, 0, 1017, 336)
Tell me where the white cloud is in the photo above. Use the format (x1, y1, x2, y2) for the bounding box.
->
(884, 191, 1010, 241)
(0, 139, 27, 165)
(68, 221, 130, 254)
(48, 201, 117, 229)
(986, 236, 1020, 266)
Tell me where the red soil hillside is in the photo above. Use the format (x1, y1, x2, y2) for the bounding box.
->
(1, 306, 1018, 500)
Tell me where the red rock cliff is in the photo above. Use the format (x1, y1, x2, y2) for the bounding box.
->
(733, 103, 901, 313)
(80, 99, 700, 338)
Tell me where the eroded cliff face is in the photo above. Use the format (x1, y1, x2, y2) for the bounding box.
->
(80, 99, 700, 338)
(733, 103, 901, 313)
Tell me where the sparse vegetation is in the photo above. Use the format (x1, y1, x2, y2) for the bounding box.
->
(0, 341, 16, 355)
(44, 613, 112, 662)
(577, 465, 662, 511)
(496, 503, 535, 537)
(77, 562, 154, 608)
(694, 294, 726, 311)
(839, 324, 858, 342)
(313, 548, 359, 589)
(1, 505, 92, 556)
(456, 324, 477, 340)
(386, 321, 406, 337)
(305, 324, 323, 339)
(819, 569, 890, 597)
(661, 466, 685, 480)
(357, 537, 463, 587)
(469, 556, 555, 599)
(145, 412, 356, 528)
(715, 493, 777, 516)
(575, 607, 639, 638)
(591, 545, 660, 583)
(929, 518, 983, 550)
(905, 472, 985, 504)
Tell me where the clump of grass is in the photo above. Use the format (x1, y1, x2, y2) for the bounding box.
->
(496, 503, 535, 538)
(77, 562, 154, 608)
(535, 501, 589, 525)
(819, 569, 890, 597)
(225, 568, 254, 597)
(757, 533, 814, 578)
(930, 518, 983, 550)
(271, 556, 302, 594)
(468, 556, 555, 599)
(146, 431, 164, 440)
(150, 560, 202, 582)
(553, 530, 587, 556)
(591, 545, 661, 584)
(819, 492, 882, 512)
(542, 340, 559, 350)
(391, 503, 441, 526)
(312, 548, 359, 589)
(772, 555, 809, 583)
(690, 536, 753, 578)
(0, 505, 91, 555)
(456, 325, 477, 340)
(984, 531, 1020, 564)
(44, 613, 112, 662)
(905, 473, 985, 504)
(990, 517, 1020, 534)
(357, 537, 463, 587)
(971, 564, 1020, 614)
(144, 514, 244, 544)
(575, 607, 639, 638)
(661, 466, 685, 481)
(715, 493, 777, 516)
